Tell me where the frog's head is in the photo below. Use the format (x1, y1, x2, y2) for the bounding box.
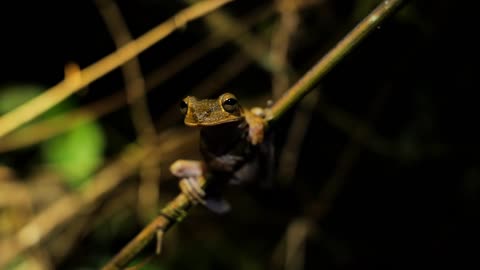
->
(180, 92, 244, 127)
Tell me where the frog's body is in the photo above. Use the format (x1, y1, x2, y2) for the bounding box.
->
(170, 93, 272, 213)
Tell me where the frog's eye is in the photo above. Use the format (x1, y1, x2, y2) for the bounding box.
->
(179, 99, 188, 115)
(222, 97, 238, 113)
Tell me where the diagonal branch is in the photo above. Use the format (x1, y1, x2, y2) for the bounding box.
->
(100, 1, 406, 269)
(95, 0, 156, 142)
(0, 145, 147, 269)
(0, 0, 233, 139)
(95, 0, 161, 221)
(268, 0, 405, 122)
(0, 4, 273, 153)
(0, 127, 198, 269)
(101, 176, 206, 270)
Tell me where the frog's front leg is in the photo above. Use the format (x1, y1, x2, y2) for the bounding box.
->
(155, 160, 207, 254)
(245, 107, 267, 145)
(169, 160, 207, 205)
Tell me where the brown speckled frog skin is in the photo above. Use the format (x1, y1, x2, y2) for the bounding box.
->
(181, 93, 244, 127)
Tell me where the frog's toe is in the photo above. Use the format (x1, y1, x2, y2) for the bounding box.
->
(179, 177, 206, 205)
(179, 178, 194, 201)
(170, 160, 205, 178)
(186, 177, 206, 197)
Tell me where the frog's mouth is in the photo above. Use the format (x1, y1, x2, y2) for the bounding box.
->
(184, 116, 244, 127)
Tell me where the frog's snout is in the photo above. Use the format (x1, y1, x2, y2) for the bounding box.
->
(196, 110, 210, 123)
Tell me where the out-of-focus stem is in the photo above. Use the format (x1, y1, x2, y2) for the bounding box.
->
(268, 0, 405, 122)
(0, 0, 233, 139)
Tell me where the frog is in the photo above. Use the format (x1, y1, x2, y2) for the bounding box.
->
(169, 92, 273, 214)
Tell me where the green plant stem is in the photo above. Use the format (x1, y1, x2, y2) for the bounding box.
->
(268, 0, 405, 122)
(101, 177, 206, 270)
(101, 201, 184, 270)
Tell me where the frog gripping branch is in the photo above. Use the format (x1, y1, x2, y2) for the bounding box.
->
(102, 1, 405, 268)
(170, 92, 270, 214)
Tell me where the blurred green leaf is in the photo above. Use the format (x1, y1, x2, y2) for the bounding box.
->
(0, 84, 72, 120)
(41, 122, 105, 188)
(0, 84, 105, 187)
(0, 84, 44, 114)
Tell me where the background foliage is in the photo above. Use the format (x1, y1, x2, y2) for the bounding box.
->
(0, 0, 478, 269)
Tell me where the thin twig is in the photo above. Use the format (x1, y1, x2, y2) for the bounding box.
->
(0, 92, 125, 153)
(95, 0, 156, 142)
(284, 218, 314, 270)
(0, 145, 147, 268)
(268, 0, 405, 122)
(0, 0, 233, 139)
(277, 90, 319, 183)
(0, 4, 273, 153)
(0, 33, 217, 152)
(95, 0, 161, 221)
(270, 0, 300, 99)
(184, 0, 279, 73)
(271, 0, 318, 182)
(0, 128, 198, 269)
(102, 96, 277, 269)
(1, 1, 406, 267)
(101, 176, 206, 270)
(100, 1, 407, 268)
